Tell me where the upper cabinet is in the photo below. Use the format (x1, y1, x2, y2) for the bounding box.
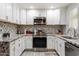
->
(0, 3, 67, 25)
(47, 9, 60, 25)
(5, 3, 13, 22)
(0, 4, 6, 20)
(60, 7, 67, 25)
(20, 9, 26, 24)
(16, 7, 20, 24)
(26, 10, 39, 25)
(12, 4, 17, 23)
(39, 9, 47, 17)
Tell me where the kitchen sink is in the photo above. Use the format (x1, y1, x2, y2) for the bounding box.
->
(61, 36, 78, 39)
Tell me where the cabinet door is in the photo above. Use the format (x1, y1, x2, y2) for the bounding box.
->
(12, 4, 17, 23)
(16, 7, 20, 24)
(0, 3, 6, 19)
(47, 9, 60, 25)
(5, 3, 13, 22)
(39, 9, 47, 17)
(20, 36, 25, 52)
(20, 9, 26, 24)
(54, 38, 58, 51)
(52, 37, 55, 49)
(27, 10, 39, 25)
(60, 7, 67, 25)
(15, 39, 20, 56)
(10, 41, 15, 56)
(47, 36, 53, 49)
(58, 39, 65, 56)
(25, 36, 32, 49)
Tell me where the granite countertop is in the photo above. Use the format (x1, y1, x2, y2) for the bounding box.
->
(0, 34, 33, 42)
(55, 35, 79, 47)
(0, 34, 26, 42)
(46, 34, 79, 47)
(1, 33, 79, 48)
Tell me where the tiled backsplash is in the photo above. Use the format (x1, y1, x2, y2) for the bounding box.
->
(0, 21, 66, 39)
(17, 25, 65, 34)
(0, 22, 17, 39)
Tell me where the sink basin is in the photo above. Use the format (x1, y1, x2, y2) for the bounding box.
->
(61, 36, 78, 39)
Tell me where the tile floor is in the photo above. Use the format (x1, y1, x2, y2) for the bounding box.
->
(21, 51, 58, 56)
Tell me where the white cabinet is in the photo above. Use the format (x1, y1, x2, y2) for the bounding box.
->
(16, 7, 20, 24)
(10, 41, 15, 56)
(25, 36, 32, 49)
(20, 36, 25, 52)
(15, 39, 20, 56)
(20, 9, 26, 24)
(12, 4, 17, 23)
(57, 38, 65, 56)
(39, 9, 47, 17)
(10, 37, 25, 56)
(47, 36, 53, 49)
(54, 37, 58, 51)
(47, 36, 55, 49)
(5, 3, 13, 22)
(27, 10, 39, 25)
(54, 37, 65, 56)
(47, 9, 60, 25)
(0, 4, 6, 20)
(60, 7, 67, 25)
(47, 36, 65, 56)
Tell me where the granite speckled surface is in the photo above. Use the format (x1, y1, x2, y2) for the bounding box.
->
(55, 35, 79, 47)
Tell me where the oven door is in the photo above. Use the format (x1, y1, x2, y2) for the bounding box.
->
(33, 37, 47, 48)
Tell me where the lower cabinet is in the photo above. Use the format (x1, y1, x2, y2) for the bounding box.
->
(47, 36, 55, 49)
(10, 36, 25, 56)
(10, 41, 15, 56)
(47, 36, 53, 49)
(47, 36, 65, 56)
(25, 36, 32, 49)
(55, 37, 65, 56)
(57, 38, 65, 56)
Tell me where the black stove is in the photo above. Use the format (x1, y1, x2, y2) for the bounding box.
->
(33, 37, 47, 48)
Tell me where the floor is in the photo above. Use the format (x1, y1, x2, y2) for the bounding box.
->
(21, 51, 58, 56)
(21, 49, 58, 56)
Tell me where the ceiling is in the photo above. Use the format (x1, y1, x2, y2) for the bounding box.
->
(16, 3, 71, 9)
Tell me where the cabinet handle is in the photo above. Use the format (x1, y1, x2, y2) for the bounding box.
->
(19, 44, 20, 47)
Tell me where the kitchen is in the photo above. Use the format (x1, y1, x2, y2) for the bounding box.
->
(0, 3, 79, 56)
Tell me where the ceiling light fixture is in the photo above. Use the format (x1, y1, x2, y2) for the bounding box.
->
(50, 6, 54, 9)
(30, 6, 34, 9)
